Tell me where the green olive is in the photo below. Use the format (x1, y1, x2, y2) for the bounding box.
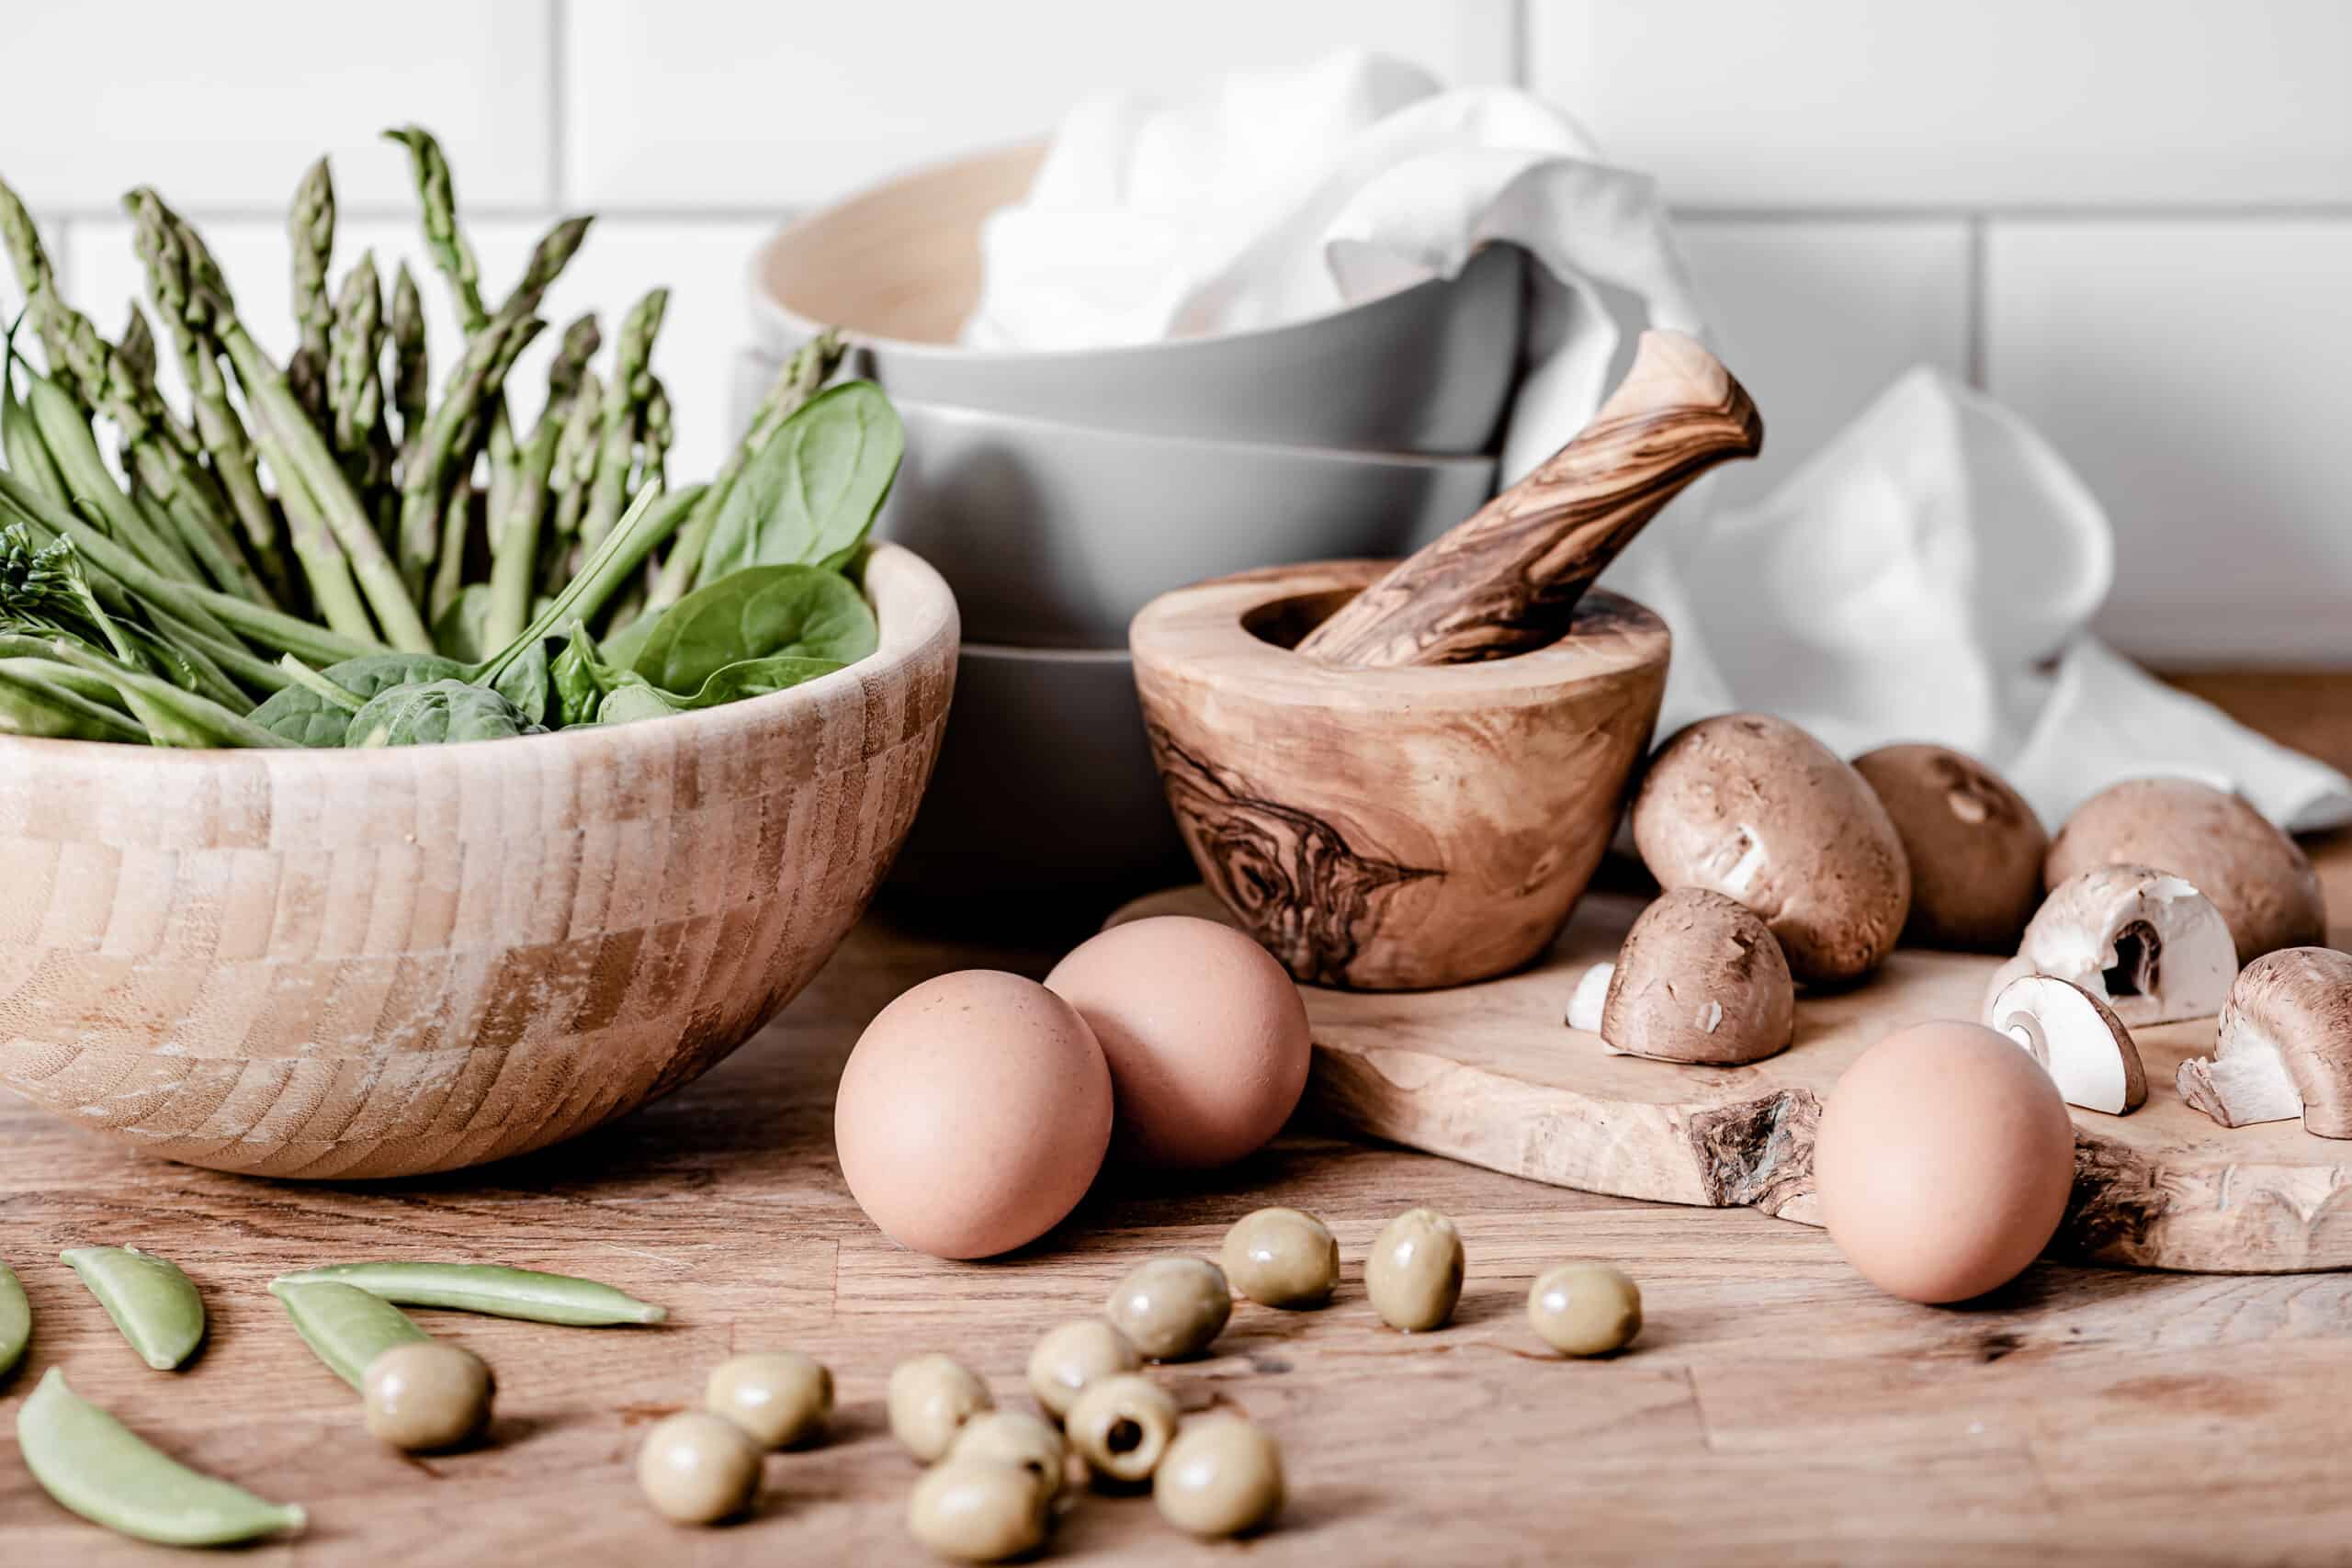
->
(706, 1351, 832, 1450)
(889, 1353, 995, 1462)
(1025, 1318, 1141, 1421)
(1064, 1372, 1179, 1486)
(1104, 1258, 1230, 1361)
(1364, 1207, 1464, 1332)
(1219, 1207, 1340, 1309)
(1527, 1262, 1643, 1357)
(947, 1411, 1067, 1505)
(1153, 1416, 1283, 1539)
(360, 1341, 494, 1452)
(636, 1411, 763, 1524)
(907, 1460, 1051, 1562)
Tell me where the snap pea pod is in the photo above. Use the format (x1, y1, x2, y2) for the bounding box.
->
(0, 1258, 28, 1378)
(271, 1279, 432, 1390)
(62, 1247, 206, 1371)
(17, 1369, 306, 1547)
(270, 1262, 665, 1327)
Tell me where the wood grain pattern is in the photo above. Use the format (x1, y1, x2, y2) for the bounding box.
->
(1131, 560, 1668, 990)
(1113, 881, 2352, 1274)
(0, 545, 959, 1180)
(0, 674, 2346, 1567)
(1295, 330, 1760, 670)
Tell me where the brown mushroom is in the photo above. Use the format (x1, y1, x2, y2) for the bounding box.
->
(2045, 778, 2324, 965)
(1565, 887, 1793, 1064)
(1852, 744, 2046, 952)
(1988, 864, 2237, 1028)
(1986, 973, 2146, 1114)
(2177, 947, 2352, 1137)
(1631, 715, 1910, 986)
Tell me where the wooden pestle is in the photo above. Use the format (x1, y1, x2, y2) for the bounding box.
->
(1296, 329, 1762, 670)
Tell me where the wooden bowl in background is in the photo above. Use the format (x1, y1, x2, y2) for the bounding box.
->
(0, 546, 959, 1179)
(1131, 559, 1669, 991)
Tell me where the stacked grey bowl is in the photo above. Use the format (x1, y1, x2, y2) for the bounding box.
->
(741, 145, 1521, 908)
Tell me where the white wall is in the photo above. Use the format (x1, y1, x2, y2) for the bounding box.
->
(5, 1, 2346, 663)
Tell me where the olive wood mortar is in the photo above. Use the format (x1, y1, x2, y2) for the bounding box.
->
(0, 546, 958, 1179)
(1131, 561, 1669, 989)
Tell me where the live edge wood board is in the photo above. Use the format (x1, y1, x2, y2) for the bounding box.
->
(1118, 885, 2352, 1275)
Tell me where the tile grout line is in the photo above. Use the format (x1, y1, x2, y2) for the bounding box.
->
(545, 0, 569, 209)
(1508, 0, 1532, 90)
(1965, 214, 1989, 389)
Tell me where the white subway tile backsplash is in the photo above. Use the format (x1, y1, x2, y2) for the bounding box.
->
(62, 213, 767, 490)
(561, 0, 1517, 207)
(1985, 220, 2352, 663)
(1678, 221, 1973, 506)
(1531, 0, 2352, 208)
(0, 3, 548, 210)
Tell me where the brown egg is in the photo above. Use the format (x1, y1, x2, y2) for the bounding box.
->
(1046, 916, 1311, 1168)
(835, 970, 1114, 1258)
(1814, 1021, 2076, 1303)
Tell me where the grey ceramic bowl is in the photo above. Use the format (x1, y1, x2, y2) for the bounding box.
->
(863, 393, 1494, 648)
(746, 143, 1525, 454)
(888, 642, 1189, 904)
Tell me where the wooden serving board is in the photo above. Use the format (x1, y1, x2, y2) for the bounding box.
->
(1117, 886, 2352, 1274)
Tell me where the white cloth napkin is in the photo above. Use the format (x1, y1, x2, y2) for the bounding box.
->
(964, 51, 2352, 835)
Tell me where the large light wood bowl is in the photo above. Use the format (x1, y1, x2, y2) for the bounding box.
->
(0, 545, 958, 1179)
(1131, 559, 1669, 991)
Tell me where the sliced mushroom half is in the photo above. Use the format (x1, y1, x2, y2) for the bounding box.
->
(1567, 886, 1795, 1065)
(1986, 864, 2238, 1028)
(2177, 947, 2352, 1138)
(1987, 973, 2146, 1114)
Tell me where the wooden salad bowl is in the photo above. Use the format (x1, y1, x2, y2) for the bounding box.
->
(1131, 559, 1670, 992)
(0, 545, 959, 1179)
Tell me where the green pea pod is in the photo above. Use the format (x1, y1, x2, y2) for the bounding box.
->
(61, 1247, 207, 1371)
(271, 1279, 432, 1389)
(0, 1258, 28, 1379)
(17, 1369, 306, 1547)
(271, 1262, 666, 1327)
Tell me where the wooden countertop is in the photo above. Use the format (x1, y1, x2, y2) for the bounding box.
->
(4, 674, 2351, 1564)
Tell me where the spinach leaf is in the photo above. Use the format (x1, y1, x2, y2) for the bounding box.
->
(348, 680, 546, 747)
(664, 654, 845, 708)
(248, 651, 466, 747)
(550, 626, 650, 728)
(432, 582, 495, 663)
(594, 683, 685, 727)
(626, 566, 876, 696)
(695, 382, 901, 582)
(493, 639, 553, 727)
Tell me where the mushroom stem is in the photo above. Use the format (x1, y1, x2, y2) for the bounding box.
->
(1566, 963, 1614, 1036)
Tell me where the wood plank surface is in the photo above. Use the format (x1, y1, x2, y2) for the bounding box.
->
(0, 674, 2346, 1564)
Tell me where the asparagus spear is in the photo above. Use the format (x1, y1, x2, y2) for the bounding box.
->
(485, 312, 599, 649)
(397, 307, 545, 605)
(1, 322, 73, 507)
(637, 376, 673, 499)
(545, 368, 604, 586)
(326, 252, 391, 514)
(23, 371, 206, 583)
(0, 175, 91, 417)
(285, 157, 335, 428)
(580, 288, 667, 547)
(650, 331, 842, 608)
(384, 126, 488, 333)
(117, 305, 157, 391)
(138, 193, 429, 651)
(390, 262, 428, 453)
(124, 190, 292, 604)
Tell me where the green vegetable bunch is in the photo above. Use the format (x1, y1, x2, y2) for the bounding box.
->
(0, 130, 899, 749)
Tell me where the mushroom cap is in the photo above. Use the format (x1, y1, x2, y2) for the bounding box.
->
(2046, 777, 2324, 966)
(1987, 973, 2147, 1114)
(1598, 887, 1794, 1065)
(2220, 947, 2352, 1138)
(2008, 864, 2238, 1027)
(1853, 744, 2046, 952)
(1631, 715, 1911, 986)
